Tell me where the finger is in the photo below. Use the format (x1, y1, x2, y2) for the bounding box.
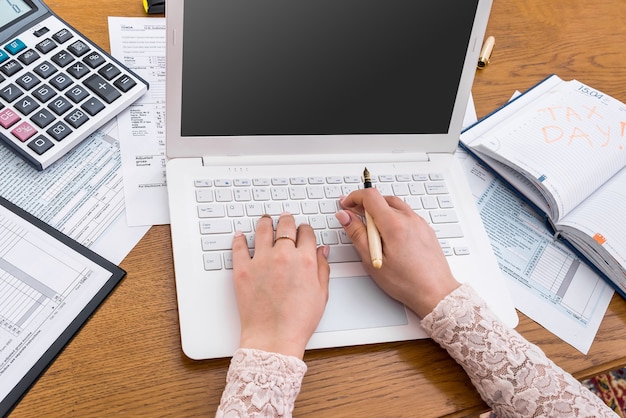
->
(295, 223, 317, 251)
(316, 245, 331, 297)
(274, 212, 297, 246)
(335, 209, 371, 261)
(254, 214, 275, 250)
(232, 230, 251, 268)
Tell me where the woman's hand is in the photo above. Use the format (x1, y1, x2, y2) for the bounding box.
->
(232, 213, 330, 359)
(336, 188, 460, 318)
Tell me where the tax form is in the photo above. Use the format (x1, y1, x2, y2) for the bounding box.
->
(109, 17, 169, 226)
(457, 148, 613, 354)
(0, 192, 126, 417)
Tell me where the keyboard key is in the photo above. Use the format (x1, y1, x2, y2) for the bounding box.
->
(11, 121, 37, 142)
(113, 75, 137, 92)
(327, 245, 360, 263)
(48, 96, 72, 115)
(28, 135, 54, 154)
(98, 63, 121, 80)
(0, 108, 21, 128)
(51, 50, 75, 67)
(30, 108, 55, 128)
(64, 109, 89, 129)
(46, 121, 72, 141)
(67, 40, 90, 57)
(1, 60, 23, 77)
(36, 39, 57, 54)
(32, 84, 56, 102)
(33, 61, 58, 79)
(83, 74, 121, 103)
(81, 97, 105, 116)
(17, 49, 40, 65)
(0, 83, 24, 102)
(52, 28, 73, 44)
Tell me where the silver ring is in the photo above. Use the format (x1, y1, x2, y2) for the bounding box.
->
(274, 234, 296, 245)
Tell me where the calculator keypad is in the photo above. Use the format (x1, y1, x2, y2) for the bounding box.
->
(0, 15, 148, 170)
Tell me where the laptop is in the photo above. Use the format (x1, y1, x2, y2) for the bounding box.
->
(165, 0, 518, 360)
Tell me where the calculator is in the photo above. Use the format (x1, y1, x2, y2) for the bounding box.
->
(0, 0, 148, 170)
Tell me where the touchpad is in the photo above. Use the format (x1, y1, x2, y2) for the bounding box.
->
(316, 276, 408, 333)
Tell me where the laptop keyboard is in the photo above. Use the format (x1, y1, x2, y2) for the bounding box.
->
(195, 172, 469, 271)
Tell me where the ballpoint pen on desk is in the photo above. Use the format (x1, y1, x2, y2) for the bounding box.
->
(363, 167, 383, 269)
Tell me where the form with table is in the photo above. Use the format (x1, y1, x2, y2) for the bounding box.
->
(8, 0, 626, 417)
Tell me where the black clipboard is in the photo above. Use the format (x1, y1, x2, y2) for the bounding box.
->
(0, 195, 126, 417)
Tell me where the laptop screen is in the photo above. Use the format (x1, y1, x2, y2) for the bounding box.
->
(179, 0, 479, 137)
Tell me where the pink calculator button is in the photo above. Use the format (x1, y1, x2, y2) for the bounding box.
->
(11, 121, 37, 142)
(0, 108, 21, 129)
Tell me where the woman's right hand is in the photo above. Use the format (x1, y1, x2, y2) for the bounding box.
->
(335, 188, 460, 318)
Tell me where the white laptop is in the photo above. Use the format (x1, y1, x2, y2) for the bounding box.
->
(165, 0, 518, 360)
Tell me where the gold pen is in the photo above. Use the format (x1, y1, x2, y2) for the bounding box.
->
(363, 167, 383, 269)
(477, 35, 495, 69)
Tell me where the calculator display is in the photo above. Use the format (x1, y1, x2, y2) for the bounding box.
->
(0, 0, 34, 29)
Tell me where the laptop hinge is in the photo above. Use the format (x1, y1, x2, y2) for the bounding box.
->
(201, 152, 430, 166)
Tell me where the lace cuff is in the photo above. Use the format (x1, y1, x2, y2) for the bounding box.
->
(216, 348, 307, 417)
(421, 283, 616, 417)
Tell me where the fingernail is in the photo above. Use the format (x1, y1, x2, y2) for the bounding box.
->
(335, 210, 351, 227)
(322, 245, 330, 258)
(234, 230, 243, 237)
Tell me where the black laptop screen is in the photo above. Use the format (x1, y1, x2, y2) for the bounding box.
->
(180, 0, 479, 137)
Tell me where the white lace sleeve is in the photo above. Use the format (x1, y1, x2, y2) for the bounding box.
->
(421, 283, 617, 417)
(216, 348, 306, 418)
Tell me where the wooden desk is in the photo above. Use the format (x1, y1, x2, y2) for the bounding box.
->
(9, 0, 626, 416)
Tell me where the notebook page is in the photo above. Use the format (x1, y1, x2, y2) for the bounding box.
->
(557, 167, 626, 288)
(469, 77, 626, 222)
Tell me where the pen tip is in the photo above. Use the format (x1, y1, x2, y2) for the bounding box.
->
(363, 166, 370, 177)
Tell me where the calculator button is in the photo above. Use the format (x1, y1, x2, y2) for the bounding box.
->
(18, 49, 40, 65)
(11, 121, 37, 142)
(48, 96, 72, 115)
(84, 74, 121, 103)
(66, 62, 89, 79)
(67, 40, 90, 57)
(83, 52, 106, 69)
(51, 50, 75, 67)
(0, 60, 23, 77)
(0, 50, 8, 64)
(64, 109, 89, 128)
(5, 39, 26, 55)
(34, 27, 50, 37)
(52, 29, 73, 44)
(0, 108, 20, 128)
(36, 39, 57, 54)
(30, 108, 55, 128)
(0, 83, 24, 102)
(32, 84, 56, 102)
(14, 96, 40, 116)
(114, 75, 137, 92)
(81, 97, 105, 116)
(28, 135, 54, 154)
(33, 61, 58, 79)
(49, 73, 72, 90)
(46, 121, 72, 141)
(98, 63, 121, 80)
(16, 72, 41, 91)
(65, 85, 89, 103)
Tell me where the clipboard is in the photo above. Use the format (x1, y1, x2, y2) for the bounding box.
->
(0, 195, 126, 417)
